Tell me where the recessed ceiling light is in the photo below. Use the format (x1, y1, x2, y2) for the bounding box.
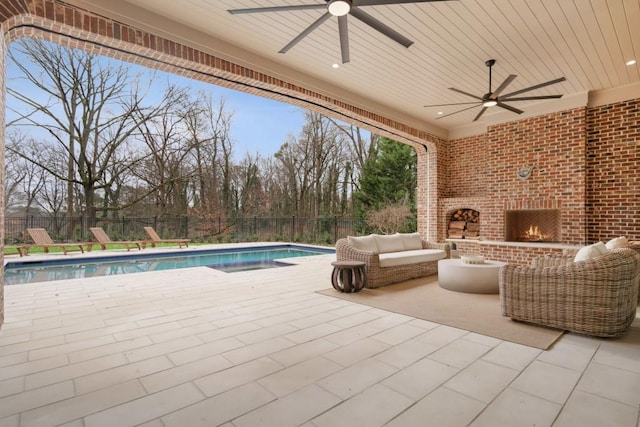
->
(332, 63, 340, 69)
(437, 111, 443, 115)
(626, 59, 637, 66)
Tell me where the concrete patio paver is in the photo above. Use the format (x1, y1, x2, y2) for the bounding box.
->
(0, 244, 639, 426)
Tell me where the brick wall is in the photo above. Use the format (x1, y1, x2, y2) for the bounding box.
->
(441, 108, 588, 245)
(441, 99, 640, 247)
(586, 99, 640, 242)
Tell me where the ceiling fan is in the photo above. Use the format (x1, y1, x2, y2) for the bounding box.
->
(228, 0, 454, 64)
(425, 59, 566, 122)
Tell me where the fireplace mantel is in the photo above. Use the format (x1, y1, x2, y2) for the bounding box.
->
(447, 239, 581, 266)
(446, 239, 580, 250)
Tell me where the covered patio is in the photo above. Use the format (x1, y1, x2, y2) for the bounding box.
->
(0, 1, 639, 425)
(1, 246, 639, 426)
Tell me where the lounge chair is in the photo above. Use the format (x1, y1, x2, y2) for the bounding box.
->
(89, 227, 144, 251)
(143, 226, 189, 248)
(500, 247, 640, 337)
(18, 228, 90, 257)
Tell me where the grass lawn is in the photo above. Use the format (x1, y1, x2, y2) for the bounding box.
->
(3, 242, 205, 257)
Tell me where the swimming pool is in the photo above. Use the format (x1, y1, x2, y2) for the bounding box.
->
(4, 244, 335, 285)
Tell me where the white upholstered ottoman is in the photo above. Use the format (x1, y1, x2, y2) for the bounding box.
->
(437, 258, 507, 294)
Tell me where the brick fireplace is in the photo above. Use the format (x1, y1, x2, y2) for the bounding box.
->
(437, 106, 611, 265)
(437, 97, 640, 255)
(440, 107, 589, 249)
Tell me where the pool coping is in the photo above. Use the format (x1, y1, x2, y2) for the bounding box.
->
(4, 242, 335, 267)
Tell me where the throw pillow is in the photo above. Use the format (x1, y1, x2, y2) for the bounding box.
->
(574, 242, 608, 262)
(347, 235, 379, 253)
(398, 232, 423, 250)
(605, 236, 628, 250)
(374, 234, 406, 253)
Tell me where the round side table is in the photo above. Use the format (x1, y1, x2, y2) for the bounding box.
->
(331, 261, 366, 293)
(437, 258, 507, 294)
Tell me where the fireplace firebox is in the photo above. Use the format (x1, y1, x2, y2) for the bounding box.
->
(504, 209, 561, 242)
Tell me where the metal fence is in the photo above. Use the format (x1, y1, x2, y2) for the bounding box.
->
(5, 215, 366, 246)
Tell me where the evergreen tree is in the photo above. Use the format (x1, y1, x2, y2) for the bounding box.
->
(353, 137, 417, 232)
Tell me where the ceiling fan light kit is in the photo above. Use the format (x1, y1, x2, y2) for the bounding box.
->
(425, 59, 566, 122)
(328, 0, 351, 16)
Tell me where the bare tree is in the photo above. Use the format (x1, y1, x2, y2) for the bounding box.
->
(133, 91, 194, 216)
(231, 152, 268, 216)
(183, 92, 234, 216)
(330, 121, 379, 172)
(7, 38, 182, 223)
(5, 134, 47, 215)
(274, 111, 348, 217)
(4, 132, 29, 213)
(365, 203, 413, 234)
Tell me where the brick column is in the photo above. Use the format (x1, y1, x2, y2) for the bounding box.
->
(416, 140, 444, 242)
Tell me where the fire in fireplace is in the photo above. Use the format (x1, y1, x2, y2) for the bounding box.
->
(523, 224, 553, 242)
(505, 209, 561, 242)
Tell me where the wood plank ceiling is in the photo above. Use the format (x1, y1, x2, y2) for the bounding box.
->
(95, 0, 640, 137)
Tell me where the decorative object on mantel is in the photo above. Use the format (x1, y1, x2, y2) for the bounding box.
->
(517, 166, 533, 180)
(461, 254, 485, 264)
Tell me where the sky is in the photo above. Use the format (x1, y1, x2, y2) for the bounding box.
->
(152, 73, 308, 159)
(214, 88, 307, 159)
(5, 42, 308, 160)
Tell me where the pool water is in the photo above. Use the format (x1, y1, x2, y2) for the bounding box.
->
(4, 245, 334, 285)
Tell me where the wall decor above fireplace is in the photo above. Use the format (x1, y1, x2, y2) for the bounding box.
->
(516, 166, 533, 180)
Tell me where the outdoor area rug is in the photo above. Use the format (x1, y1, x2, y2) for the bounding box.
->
(318, 275, 565, 350)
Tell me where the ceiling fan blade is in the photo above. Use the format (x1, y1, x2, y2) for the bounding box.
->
(500, 77, 566, 99)
(473, 107, 488, 121)
(349, 8, 413, 47)
(502, 95, 564, 101)
(425, 101, 480, 107)
(490, 74, 517, 98)
(356, 0, 455, 5)
(229, 4, 326, 14)
(436, 104, 481, 119)
(279, 12, 332, 53)
(338, 15, 350, 63)
(497, 102, 524, 115)
(449, 87, 483, 101)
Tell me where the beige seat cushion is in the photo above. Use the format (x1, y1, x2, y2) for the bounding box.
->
(379, 249, 446, 267)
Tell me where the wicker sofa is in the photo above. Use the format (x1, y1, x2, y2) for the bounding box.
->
(335, 233, 450, 288)
(499, 247, 640, 337)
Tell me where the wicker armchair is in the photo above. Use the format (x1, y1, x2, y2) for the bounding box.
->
(499, 248, 640, 337)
